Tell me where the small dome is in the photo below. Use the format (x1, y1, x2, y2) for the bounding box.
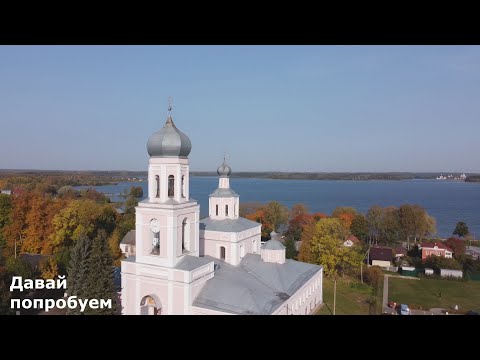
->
(217, 158, 232, 177)
(147, 116, 192, 158)
(264, 239, 285, 250)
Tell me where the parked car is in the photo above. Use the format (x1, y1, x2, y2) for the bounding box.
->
(399, 304, 410, 315)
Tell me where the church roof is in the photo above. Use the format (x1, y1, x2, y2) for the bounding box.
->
(209, 188, 239, 197)
(120, 230, 136, 245)
(199, 217, 260, 233)
(192, 254, 322, 315)
(174, 255, 213, 271)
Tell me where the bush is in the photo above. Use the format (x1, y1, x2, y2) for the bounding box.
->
(364, 266, 383, 286)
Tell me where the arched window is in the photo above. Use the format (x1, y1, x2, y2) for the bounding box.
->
(252, 239, 256, 253)
(168, 175, 174, 198)
(151, 232, 160, 255)
(220, 246, 226, 260)
(225, 205, 228, 216)
(182, 219, 187, 252)
(181, 175, 185, 198)
(140, 295, 161, 315)
(155, 175, 160, 198)
(216, 204, 218, 216)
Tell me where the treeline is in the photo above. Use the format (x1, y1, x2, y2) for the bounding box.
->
(192, 171, 479, 181)
(465, 176, 480, 182)
(0, 180, 140, 314)
(0, 174, 114, 191)
(240, 202, 438, 277)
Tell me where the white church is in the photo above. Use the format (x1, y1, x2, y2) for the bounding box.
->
(120, 108, 323, 315)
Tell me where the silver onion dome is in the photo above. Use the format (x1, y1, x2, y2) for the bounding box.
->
(147, 115, 192, 158)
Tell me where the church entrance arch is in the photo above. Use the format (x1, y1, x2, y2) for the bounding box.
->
(140, 295, 162, 315)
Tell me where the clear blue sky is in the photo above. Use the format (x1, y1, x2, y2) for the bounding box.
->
(1, 45, 479, 173)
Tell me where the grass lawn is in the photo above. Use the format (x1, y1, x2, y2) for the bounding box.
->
(389, 277, 480, 312)
(315, 278, 373, 315)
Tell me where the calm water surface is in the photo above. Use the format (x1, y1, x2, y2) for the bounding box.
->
(76, 178, 480, 238)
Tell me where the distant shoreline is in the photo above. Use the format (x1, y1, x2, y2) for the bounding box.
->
(1, 169, 479, 182)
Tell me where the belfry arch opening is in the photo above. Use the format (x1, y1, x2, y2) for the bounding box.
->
(140, 295, 162, 315)
(168, 175, 174, 198)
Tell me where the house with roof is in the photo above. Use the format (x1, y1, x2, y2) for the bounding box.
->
(419, 242, 453, 261)
(369, 246, 393, 268)
(343, 234, 360, 247)
(120, 107, 323, 315)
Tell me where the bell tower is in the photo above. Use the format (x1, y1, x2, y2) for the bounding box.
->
(135, 102, 200, 268)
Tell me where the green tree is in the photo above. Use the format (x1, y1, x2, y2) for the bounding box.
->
(129, 186, 144, 198)
(424, 255, 462, 272)
(350, 214, 369, 241)
(83, 230, 117, 315)
(285, 238, 298, 259)
(453, 221, 469, 237)
(398, 204, 437, 244)
(263, 201, 289, 231)
(378, 206, 401, 245)
(67, 235, 92, 315)
(366, 205, 383, 243)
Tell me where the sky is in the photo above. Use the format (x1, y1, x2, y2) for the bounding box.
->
(0, 45, 479, 173)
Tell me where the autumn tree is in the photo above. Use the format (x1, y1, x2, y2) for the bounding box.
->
(453, 221, 469, 237)
(0, 194, 12, 250)
(263, 201, 289, 232)
(2, 190, 34, 257)
(51, 199, 117, 250)
(350, 214, 369, 242)
(108, 229, 124, 266)
(331, 206, 358, 231)
(445, 237, 466, 258)
(239, 202, 264, 217)
(307, 218, 361, 277)
(39, 257, 59, 279)
(290, 204, 309, 219)
(57, 185, 78, 199)
(298, 221, 316, 263)
(378, 206, 401, 245)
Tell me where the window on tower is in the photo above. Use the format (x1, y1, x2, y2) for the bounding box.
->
(155, 175, 160, 198)
(181, 175, 185, 198)
(182, 218, 187, 252)
(216, 204, 218, 216)
(225, 205, 228, 216)
(168, 175, 174, 198)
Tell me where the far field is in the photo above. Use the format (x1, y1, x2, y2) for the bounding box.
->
(389, 277, 480, 312)
(315, 278, 380, 315)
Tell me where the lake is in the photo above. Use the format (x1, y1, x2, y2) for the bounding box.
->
(76, 177, 480, 238)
